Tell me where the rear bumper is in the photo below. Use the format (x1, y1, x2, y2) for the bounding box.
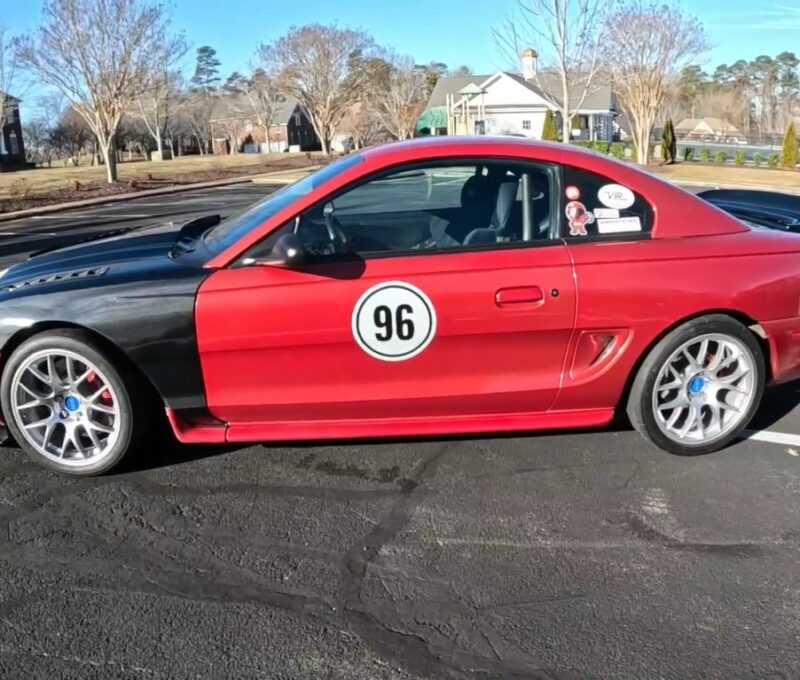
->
(762, 317, 800, 385)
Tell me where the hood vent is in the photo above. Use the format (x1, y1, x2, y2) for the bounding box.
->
(5, 266, 109, 292)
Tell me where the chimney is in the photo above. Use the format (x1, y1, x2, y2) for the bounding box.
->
(521, 48, 538, 81)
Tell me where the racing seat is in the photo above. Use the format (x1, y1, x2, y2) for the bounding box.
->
(427, 174, 496, 248)
(462, 180, 520, 246)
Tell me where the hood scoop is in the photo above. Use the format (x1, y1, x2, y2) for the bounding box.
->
(5, 266, 109, 292)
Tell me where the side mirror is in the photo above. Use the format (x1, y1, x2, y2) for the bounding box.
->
(268, 232, 306, 267)
(242, 232, 306, 268)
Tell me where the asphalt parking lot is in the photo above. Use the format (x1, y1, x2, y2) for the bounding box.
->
(0, 183, 799, 679)
(0, 182, 279, 269)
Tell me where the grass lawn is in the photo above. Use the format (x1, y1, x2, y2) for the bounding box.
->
(650, 162, 800, 190)
(0, 152, 319, 200)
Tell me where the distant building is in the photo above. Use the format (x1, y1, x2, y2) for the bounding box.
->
(212, 96, 321, 154)
(418, 50, 620, 142)
(0, 93, 26, 171)
(674, 118, 743, 143)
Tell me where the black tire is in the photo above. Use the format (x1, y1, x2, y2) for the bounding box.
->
(0, 329, 152, 475)
(626, 315, 765, 455)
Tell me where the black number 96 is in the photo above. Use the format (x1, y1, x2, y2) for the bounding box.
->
(374, 304, 415, 341)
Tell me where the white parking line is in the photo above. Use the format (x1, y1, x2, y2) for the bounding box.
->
(31, 215, 85, 219)
(742, 429, 800, 446)
(0, 231, 56, 236)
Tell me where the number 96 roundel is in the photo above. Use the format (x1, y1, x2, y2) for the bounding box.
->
(352, 281, 437, 361)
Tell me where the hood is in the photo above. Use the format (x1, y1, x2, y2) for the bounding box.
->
(0, 215, 220, 291)
(0, 223, 179, 288)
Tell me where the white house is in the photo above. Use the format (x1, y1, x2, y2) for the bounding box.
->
(419, 50, 620, 142)
(674, 118, 743, 143)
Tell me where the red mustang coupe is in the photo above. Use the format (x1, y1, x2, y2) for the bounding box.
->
(1, 136, 799, 475)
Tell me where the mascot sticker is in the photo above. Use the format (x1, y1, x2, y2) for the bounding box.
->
(565, 201, 595, 236)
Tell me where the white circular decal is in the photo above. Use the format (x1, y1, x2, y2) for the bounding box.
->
(352, 281, 437, 362)
(597, 183, 635, 210)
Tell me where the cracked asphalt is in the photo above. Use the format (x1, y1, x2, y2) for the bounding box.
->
(2, 393, 800, 679)
(0, 183, 799, 678)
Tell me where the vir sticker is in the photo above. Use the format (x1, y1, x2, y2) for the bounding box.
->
(352, 281, 437, 361)
(597, 184, 635, 210)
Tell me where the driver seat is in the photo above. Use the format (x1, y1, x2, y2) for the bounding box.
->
(462, 180, 520, 246)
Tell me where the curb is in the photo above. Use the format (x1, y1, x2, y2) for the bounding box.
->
(670, 178, 800, 195)
(0, 165, 320, 224)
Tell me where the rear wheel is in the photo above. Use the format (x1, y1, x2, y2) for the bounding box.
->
(627, 315, 765, 455)
(0, 330, 151, 475)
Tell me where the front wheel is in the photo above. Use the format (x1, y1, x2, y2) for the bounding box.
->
(1, 330, 151, 475)
(627, 315, 765, 455)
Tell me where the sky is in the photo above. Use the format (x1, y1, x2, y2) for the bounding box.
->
(3, 0, 800, 112)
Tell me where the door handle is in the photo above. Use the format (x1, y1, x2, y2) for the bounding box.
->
(495, 286, 544, 306)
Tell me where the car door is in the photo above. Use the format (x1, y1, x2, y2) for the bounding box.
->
(195, 157, 577, 434)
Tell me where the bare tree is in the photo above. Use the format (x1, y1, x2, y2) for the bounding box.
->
(36, 92, 66, 131)
(495, 0, 614, 143)
(338, 102, 381, 149)
(210, 93, 251, 155)
(180, 91, 218, 155)
(602, 1, 708, 163)
(22, 120, 52, 166)
(226, 69, 284, 150)
(697, 87, 751, 136)
(134, 64, 186, 160)
(0, 24, 27, 131)
(15, 0, 185, 183)
(258, 24, 375, 155)
(51, 107, 93, 167)
(373, 56, 428, 140)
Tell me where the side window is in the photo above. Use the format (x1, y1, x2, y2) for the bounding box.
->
(333, 166, 475, 217)
(561, 165, 653, 239)
(276, 159, 557, 260)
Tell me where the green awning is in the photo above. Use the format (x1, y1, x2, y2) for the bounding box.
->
(416, 106, 447, 132)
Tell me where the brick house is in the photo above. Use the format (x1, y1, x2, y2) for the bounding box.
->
(0, 93, 26, 171)
(212, 97, 321, 154)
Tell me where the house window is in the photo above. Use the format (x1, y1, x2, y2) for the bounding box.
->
(293, 113, 301, 127)
(8, 132, 17, 155)
(522, 120, 532, 130)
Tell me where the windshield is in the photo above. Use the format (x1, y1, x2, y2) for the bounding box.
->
(202, 153, 364, 253)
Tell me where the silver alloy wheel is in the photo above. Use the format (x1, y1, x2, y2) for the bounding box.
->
(9, 349, 121, 467)
(652, 333, 757, 446)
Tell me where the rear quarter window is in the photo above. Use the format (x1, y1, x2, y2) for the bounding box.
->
(562, 166, 653, 239)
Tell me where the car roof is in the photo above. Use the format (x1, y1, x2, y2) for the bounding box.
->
(361, 135, 587, 162)
(355, 137, 747, 241)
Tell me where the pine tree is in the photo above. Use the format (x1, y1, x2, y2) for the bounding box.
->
(662, 118, 677, 164)
(782, 121, 798, 169)
(191, 46, 221, 93)
(541, 109, 559, 141)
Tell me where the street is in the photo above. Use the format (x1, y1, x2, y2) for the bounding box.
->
(0, 183, 799, 678)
